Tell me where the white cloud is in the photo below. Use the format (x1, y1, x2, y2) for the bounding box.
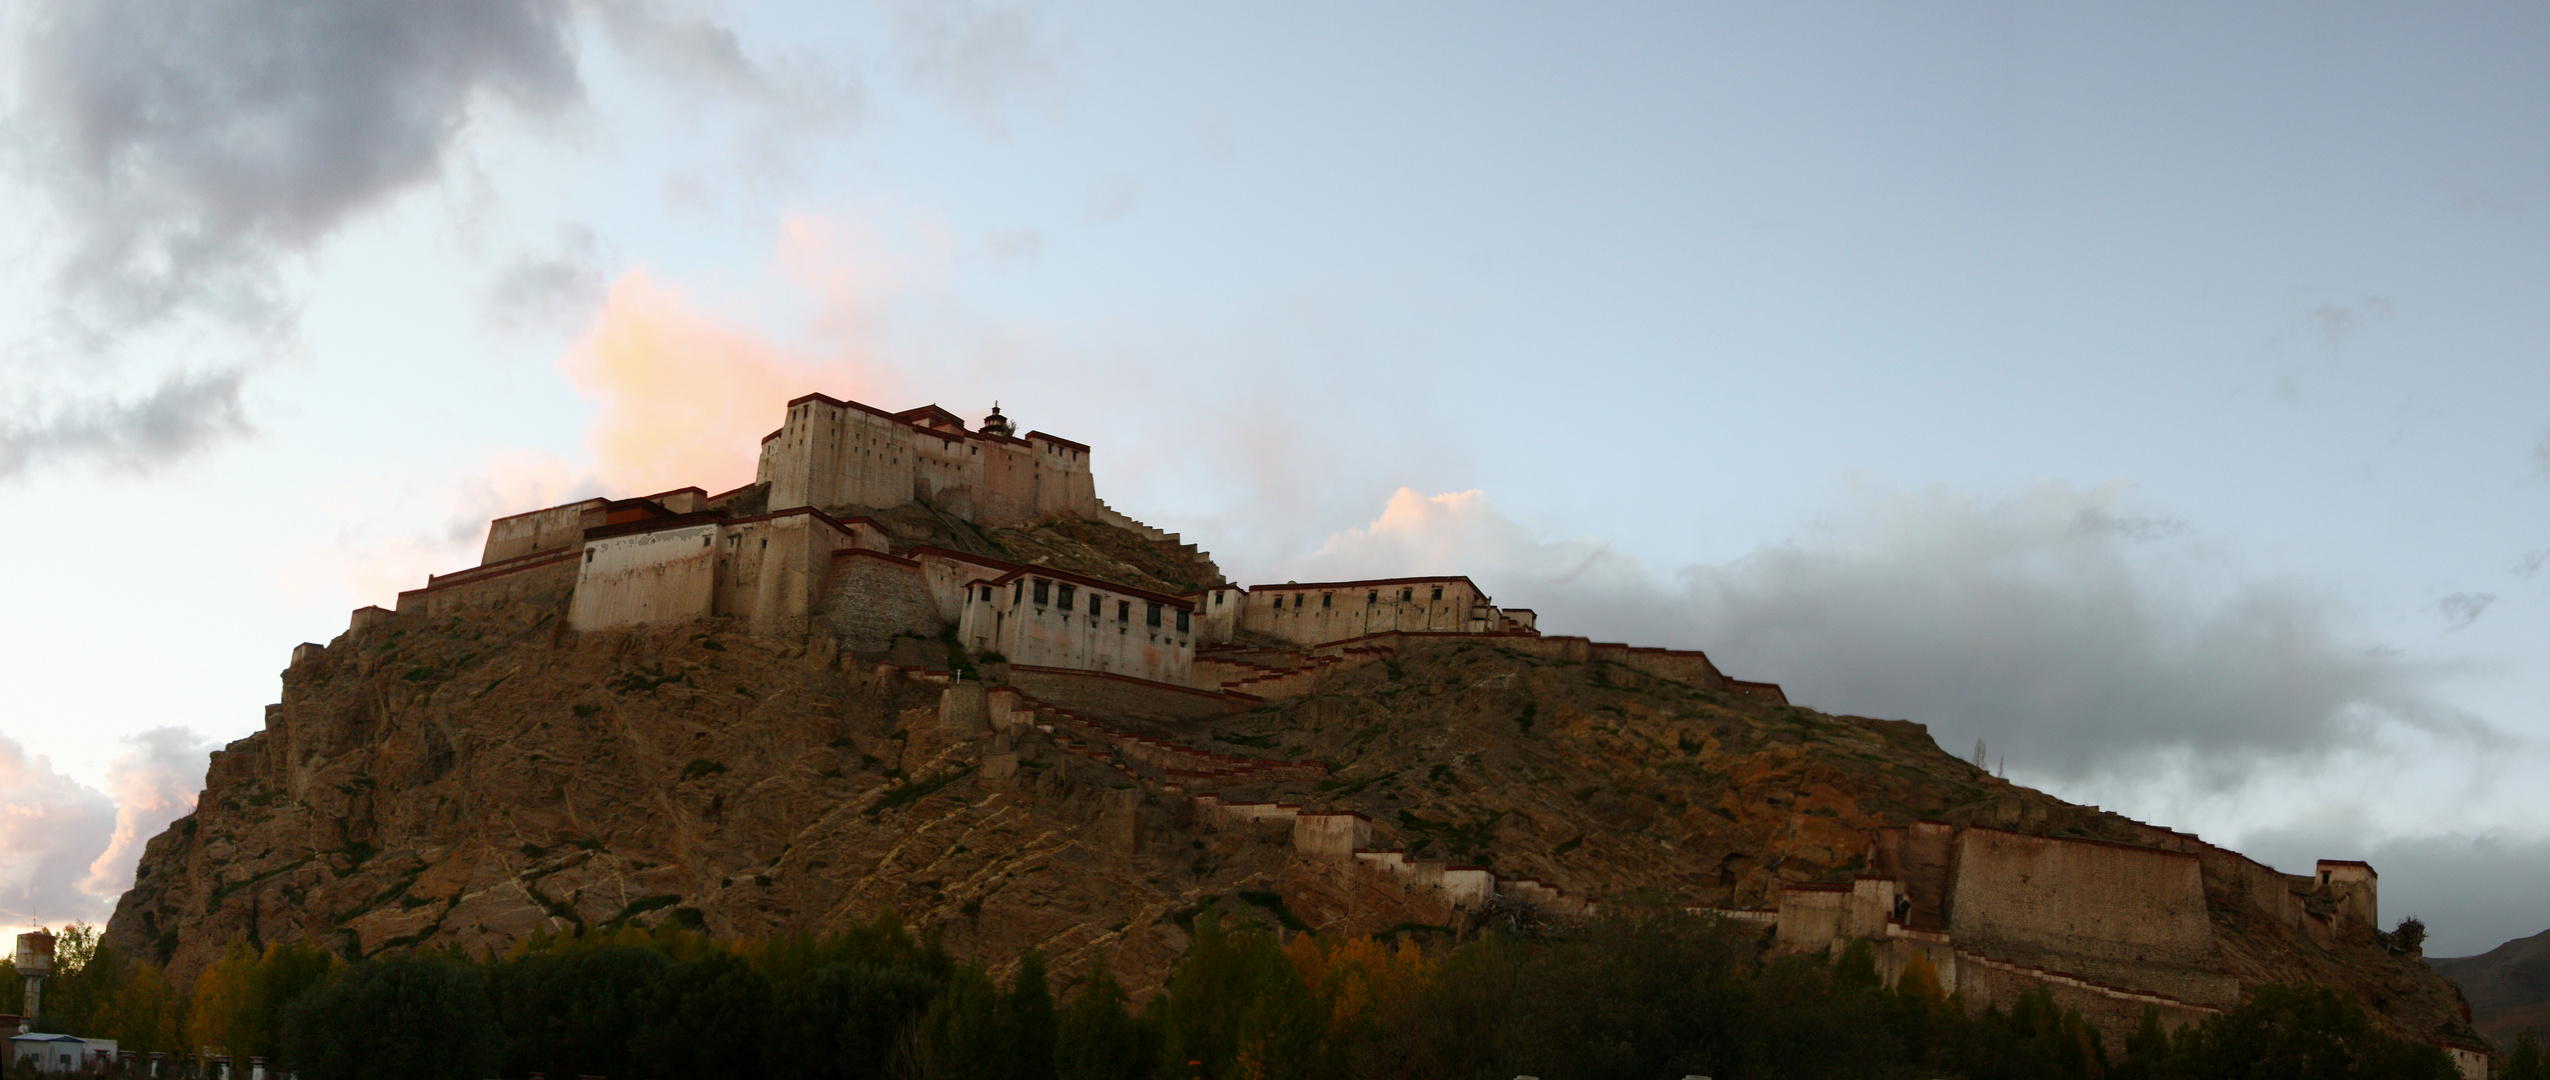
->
(0, 736, 119, 928)
(80, 728, 210, 900)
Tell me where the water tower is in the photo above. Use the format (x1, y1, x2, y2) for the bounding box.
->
(13, 930, 55, 1023)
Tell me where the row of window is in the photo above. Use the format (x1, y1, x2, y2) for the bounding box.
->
(1271, 585, 1446, 610)
(1000, 580, 1191, 632)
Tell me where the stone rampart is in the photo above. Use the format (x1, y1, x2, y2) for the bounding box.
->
(566, 523, 720, 631)
(1946, 827, 2230, 1008)
(396, 549, 580, 621)
(825, 550, 943, 653)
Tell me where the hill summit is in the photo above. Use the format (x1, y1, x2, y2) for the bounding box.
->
(104, 393, 2486, 1067)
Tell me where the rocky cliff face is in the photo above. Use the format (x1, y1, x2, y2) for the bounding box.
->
(104, 561, 2480, 1051)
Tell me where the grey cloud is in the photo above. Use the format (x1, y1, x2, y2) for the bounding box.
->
(1289, 482, 2479, 788)
(1670, 486, 2478, 784)
(2531, 430, 2550, 483)
(0, 369, 253, 480)
(0, 736, 118, 928)
(881, 0, 1058, 134)
(983, 229, 1044, 265)
(1085, 174, 1140, 223)
(2240, 827, 2550, 958)
(595, 0, 863, 164)
(8, 0, 583, 335)
(483, 224, 612, 334)
(2441, 592, 2496, 632)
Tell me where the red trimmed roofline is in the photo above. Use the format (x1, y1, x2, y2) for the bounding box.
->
(987, 565, 1197, 610)
(1244, 575, 1484, 595)
(486, 497, 610, 525)
(833, 548, 923, 569)
(1025, 430, 1089, 452)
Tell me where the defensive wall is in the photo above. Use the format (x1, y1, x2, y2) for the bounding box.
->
(1756, 819, 2403, 1046)
(1230, 577, 1505, 646)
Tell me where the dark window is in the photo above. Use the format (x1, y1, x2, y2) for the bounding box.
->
(1089, 594, 1102, 616)
(1432, 585, 1443, 600)
(1401, 588, 1413, 601)
(1012, 581, 1023, 604)
(1119, 600, 1131, 623)
(980, 586, 993, 601)
(1146, 603, 1162, 627)
(1058, 584, 1076, 609)
(1177, 610, 1191, 632)
(585, 549, 594, 563)
(1215, 592, 1224, 606)
(1321, 593, 1332, 608)
(1294, 593, 1305, 608)
(1033, 579, 1050, 606)
(1368, 590, 1378, 604)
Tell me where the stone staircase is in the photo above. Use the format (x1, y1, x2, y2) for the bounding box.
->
(1091, 498, 1218, 576)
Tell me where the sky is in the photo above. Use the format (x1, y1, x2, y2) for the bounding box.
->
(0, 0, 2545, 957)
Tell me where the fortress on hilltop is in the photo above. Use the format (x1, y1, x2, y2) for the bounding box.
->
(380, 393, 1738, 699)
(257, 391, 2474, 1074)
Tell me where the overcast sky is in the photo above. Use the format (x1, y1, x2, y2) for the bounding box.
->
(1, 1, 2545, 957)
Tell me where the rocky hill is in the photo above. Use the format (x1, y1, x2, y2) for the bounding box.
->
(2432, 929, 2550, 1046)
(103, 515, 2484, 1057)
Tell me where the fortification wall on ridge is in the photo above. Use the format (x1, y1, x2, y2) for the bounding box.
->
(396, 549, 580, 621)
(1946, 827, 2231, 1007)
(482, 499, 607, 565)
(567, 524, 720, 630)
(1240, 578, 1499, 647)
(1003, 666, 1254, 723)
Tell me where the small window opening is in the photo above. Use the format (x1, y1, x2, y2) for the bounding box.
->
(1368, 590, 1378, 604)
(980, 586, 994, 602)
(585, 549, 595, 563)
(1177, 610, 1191, 632)
(1034, 579, 1050, 605)
(1012, 581, 1023, 604)
(1146, 603, 1162, 627)
(1089, 594, 1102, 616)
(1294, 593, 1305, 608)
(1432, 585, 1443, 600)
(1057, 583, 1076, 609)
(1118, 600, 1131, 623)
(1322, 593, 1333, 609)
(1401, 588, 1413, 602)
(1215, 592, 1225, 606)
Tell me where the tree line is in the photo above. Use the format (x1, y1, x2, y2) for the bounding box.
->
(2, 908, 2506, 1080)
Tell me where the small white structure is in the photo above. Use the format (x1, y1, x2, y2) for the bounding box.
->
(8, 1033, 115, 1075)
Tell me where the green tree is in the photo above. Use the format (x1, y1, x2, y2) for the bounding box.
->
(492, 944, 670, 1080)
(630, 950, 773, 1080)
(279, 957, 501, 1080)
(1055, 951, 1147, 1080)
(1149, 910, 1319, 1080)
(2509, 1031, 2547, 1080)
(1008, 949, 1059, 1080)
(923, 965, 1014, 1080)
(764, 961, 942, 1080)
(2172, 983, 2455, 1080)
